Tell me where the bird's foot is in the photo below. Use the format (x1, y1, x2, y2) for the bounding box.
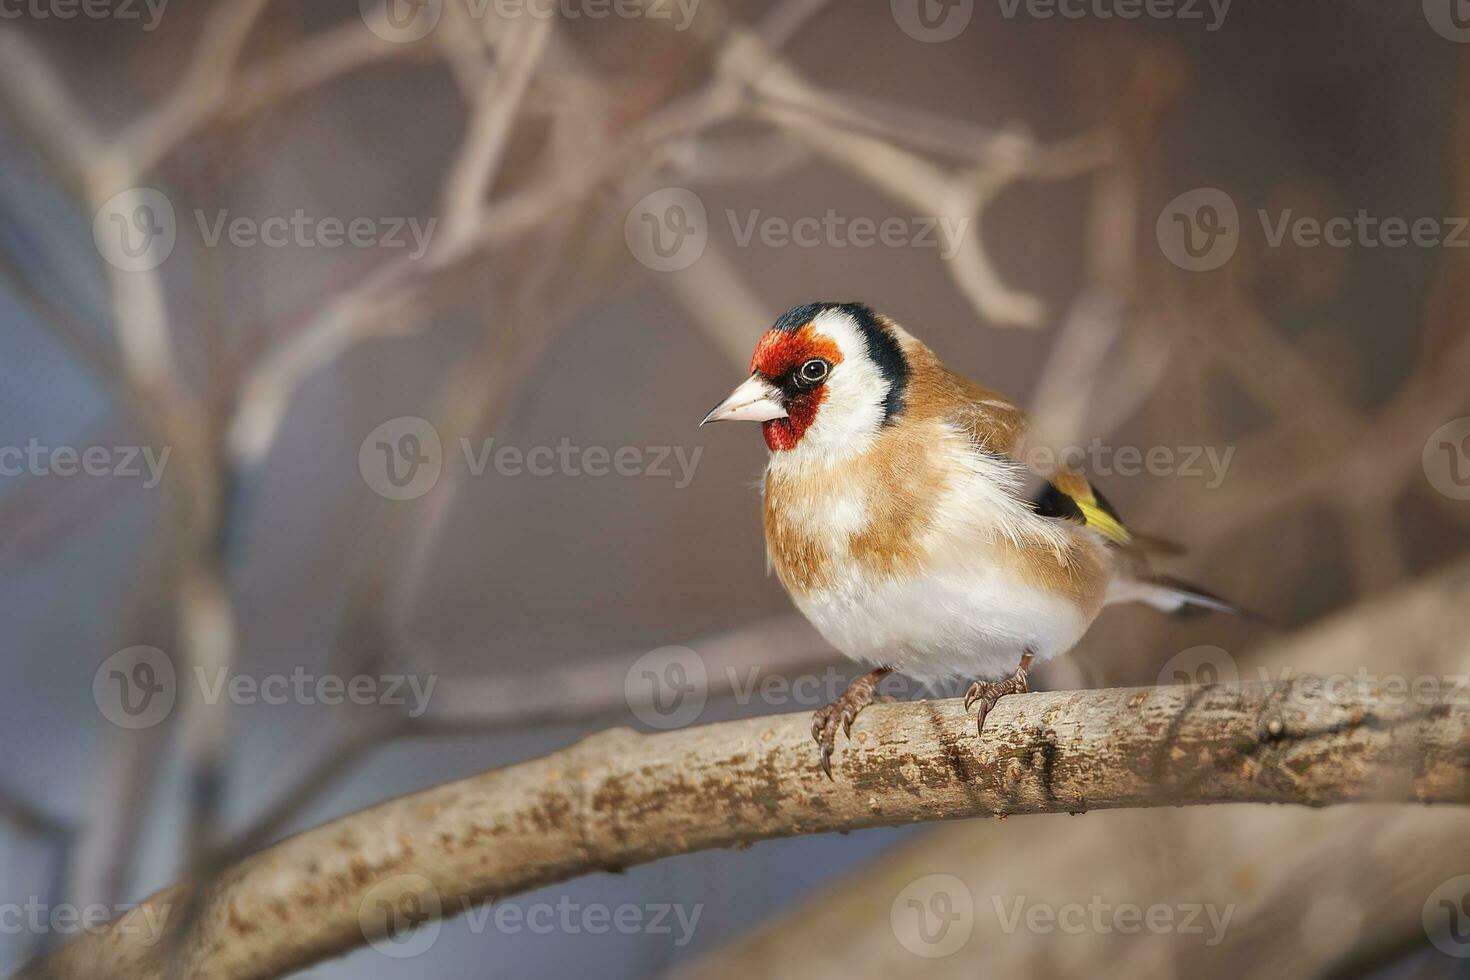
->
(964, 653, 1033, 735)
(811, 668, 891, 780)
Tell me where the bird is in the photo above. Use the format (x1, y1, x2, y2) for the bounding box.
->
(701, 301, 1248, 778)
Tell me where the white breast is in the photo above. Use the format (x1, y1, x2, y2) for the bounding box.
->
(793, 559, 1090, 685)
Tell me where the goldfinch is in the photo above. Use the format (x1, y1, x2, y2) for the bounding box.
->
(702, 302, 1245, 777)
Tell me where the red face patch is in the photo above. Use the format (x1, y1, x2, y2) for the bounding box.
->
(749, 325, 843, 452)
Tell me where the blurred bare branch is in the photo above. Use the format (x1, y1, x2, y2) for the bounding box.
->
(0, 30, 103, 186)
(0, 785, 74, 960)
(118, 7, 428, 174)
(0, 784, 70, 841)
(437, 13, 554, 247)
(747, 81, 1116, 327)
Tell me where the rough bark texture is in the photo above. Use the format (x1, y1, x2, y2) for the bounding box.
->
(22, 675, 1470, 980)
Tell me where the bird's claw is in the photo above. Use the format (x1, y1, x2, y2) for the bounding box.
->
(811, 701, 849, 781)
(811, 669, 888, 780)
(964, 662, 1031, 735)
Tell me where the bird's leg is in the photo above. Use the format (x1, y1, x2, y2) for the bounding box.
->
(964, 651, 1034, 735)
(811, 667, 892, 779)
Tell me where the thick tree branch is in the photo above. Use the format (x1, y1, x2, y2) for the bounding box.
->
(24, 679, 1470, 980)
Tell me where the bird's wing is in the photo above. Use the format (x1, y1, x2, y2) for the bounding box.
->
(934, 366, 1138, 549)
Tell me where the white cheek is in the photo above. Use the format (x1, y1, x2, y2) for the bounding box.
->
(799, 380, 882, 456)
(785, 311, 889, 461)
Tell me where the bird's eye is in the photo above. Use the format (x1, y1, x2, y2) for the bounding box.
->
(797, 359, 830, 386)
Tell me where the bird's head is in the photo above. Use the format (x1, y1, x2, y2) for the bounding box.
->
(701, 302, 911, 456)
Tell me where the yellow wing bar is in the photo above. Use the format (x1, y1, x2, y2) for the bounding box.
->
(1074, 492, 1132, 546)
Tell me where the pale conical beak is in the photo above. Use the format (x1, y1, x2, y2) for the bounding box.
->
(700, 374, 788, 425)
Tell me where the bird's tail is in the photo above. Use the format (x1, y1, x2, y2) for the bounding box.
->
(1131, 575, 1269, 623)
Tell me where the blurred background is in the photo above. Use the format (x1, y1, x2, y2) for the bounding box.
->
(3, 0, 1470, 976)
